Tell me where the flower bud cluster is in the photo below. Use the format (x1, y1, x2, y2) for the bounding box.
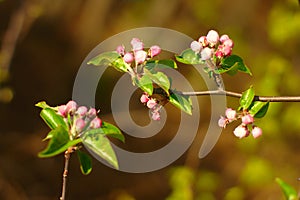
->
(140, 93, 162, 121)
(190, 30, 234, 61)
(218, 108, 262, 139)
(116, 38, 161, 65)
(57, 100, 102, 137)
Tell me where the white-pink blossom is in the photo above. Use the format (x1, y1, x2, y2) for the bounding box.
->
(190, 41, 202, 53)
(134, 50, 147, 64)
(131, 38, 144, 51)
(233, 125, 249, 139)
(252, 126, 262, 138)
(90, 117, 102, 129)
(149, 45, 161, 57)
(200, 47, 214, 60)
(225, 108, 236, 121)
(242, 114, 254, 125)
(151, 111, 161, 121)
(147, 99, 157, 109)
(206, 30, 219, 46)
(140, 94, 150, 103)
(123, 52, 134, 63)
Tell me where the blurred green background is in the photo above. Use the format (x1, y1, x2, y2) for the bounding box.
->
(1, 0, 300, 199)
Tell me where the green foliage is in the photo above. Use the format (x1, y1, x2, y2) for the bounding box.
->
(249, 101, 269, 118)
(175, 49, 203, 64)
(145, 59, 177, 71)
(219, 55, 252, 76)
(134, 75, 153, 95)
(82, 128, 119, 169)
(276, 178, 298, 200)
(169, 91, 193, 115)
(144, 69, 170, 95)
(239, 87, 255, 110)
(38, 126, 82, 158)
(77, 150, 92, 175)
(39, 108, 68, 130)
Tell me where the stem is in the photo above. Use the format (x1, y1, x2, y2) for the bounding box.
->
(181, 90, 300, 102)
(60, 147, 74, 200)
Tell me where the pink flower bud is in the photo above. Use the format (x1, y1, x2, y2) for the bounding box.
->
(223, 39, 234, 48)
(151, 111, 161, 121)
(223, 45, 232, 56)
(198, 36, 208, 47)
(220, 34, 230, 43)
(116, 45, 125, 55)
(75, 118, 86, 132)
(131, 38, 144, 51)
(149, 45, 161, 57)
(206, 30, 219, 46)
(233, 125, 249, 139)
(147, 99, 157, 109)
(225, 108, 236, 121)
(200, 47, 214, 60)
(123, 52, 134, 63)
(190, 41, 202, 53)
(90, 117, 102, 129)
(215, 50, 224, 58)
(252, 126, 262, 138)
(242, 114, 254, 125)
(88, 108, 97, 117)
(57, 105, 67, 117)
(76, 106, 88, 116)
(140, 94, 149, 103)
(66, 100, 77, 114)
(134, 50, 147, 64)
(218, 116, 227, 128)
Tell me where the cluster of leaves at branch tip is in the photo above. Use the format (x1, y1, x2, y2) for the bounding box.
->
(36, 100, 124, 174)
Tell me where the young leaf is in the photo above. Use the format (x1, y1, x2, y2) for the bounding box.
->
(145, 69, 170, 95)
(249, 101, 270, 118)
(136, 75, 153, 95)
(87, 51, 120, 67)
(169, 92, 192, 115)
(175, 49, 203, 64)
(145, 60, 177, 71)
(239, 87, 255, 110)
(275, 178, 298, 200)
(215, 62, 239, 75)
(82, 132, 119, 169)
(77, 150, 92, 175)
(221, 55, 252, 76)
(35, 101, 52, 109)
(84, 122, 125, 143)
(38, 126, 82, 158)
(111, 57, 129, 72)
(40, 108, 68, 130)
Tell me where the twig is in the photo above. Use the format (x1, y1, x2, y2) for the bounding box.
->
(60, 147, 74, 200)
(181, 90, 300, 102)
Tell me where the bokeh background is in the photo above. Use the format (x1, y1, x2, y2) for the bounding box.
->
(1, 0, 300, 199)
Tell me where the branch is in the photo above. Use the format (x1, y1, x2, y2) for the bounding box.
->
(181, 90, 300, 102)
(60, 147, 74, 200)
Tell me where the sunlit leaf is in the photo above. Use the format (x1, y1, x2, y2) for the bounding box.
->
(145, 69, 170, 95)
(77, 150, 92, 175)
(82, 131, 119, 169)
(221, 55, 252, 75)
(239, 87, 255, 110)
(216, 62, 239, 75)
(35, 101, 52, 109)
(84, 122, 125, 143)
(87, 51, 120, 66)
(175, 49, 203, 64)
(38, 126, 82, 158)
(276, 178, 298, 200)
(39, 108, 68, 130)
(111, 57, 129, 72)
(145, 59, 177, 71)
(249, 101, 270, 118)
(169, 92, 192, 115)
(136, 75, 153, 95)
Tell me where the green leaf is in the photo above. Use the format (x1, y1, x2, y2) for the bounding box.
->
(169, 92, 192, 115)
(249, 101, 270, 118)
(216, 62, 240, 75)
(111, 57, 130, 72)
(87, 51, 120, 66)
(145, 60, 177, 71)
(239, 87, 255, 110)
(84, 122, 125, 143)
(276, 178, 298, 200)
(221, 55, 252, 76)
(40, 108, 68, 130)
(145, 69, 170, 95)
(135, 75, 153, 95)
(175, 49, 203, 64)
(82, 132, 119, 169)
(77, 150, 92, 175)
(35, 101, 52, 109)
(38, 126, 82, 158)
